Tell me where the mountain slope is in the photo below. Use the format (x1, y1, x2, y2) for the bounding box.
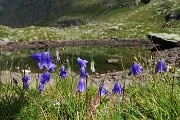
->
(0, 0, 179, 41)
(0, 0, 74, 27)
(0, 0, 144, 27)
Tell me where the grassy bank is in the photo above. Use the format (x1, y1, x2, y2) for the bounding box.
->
(0, 65, 179, 119)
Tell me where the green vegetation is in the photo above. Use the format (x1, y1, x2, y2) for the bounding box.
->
(0, 56, 180, 119)
(0, 0, 179, 41)
(1, 1, 180, 119)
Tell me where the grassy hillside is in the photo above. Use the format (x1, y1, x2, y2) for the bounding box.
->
(0, 0, 179, 41)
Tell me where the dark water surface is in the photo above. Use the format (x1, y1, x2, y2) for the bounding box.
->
(0, 46, 151, 74)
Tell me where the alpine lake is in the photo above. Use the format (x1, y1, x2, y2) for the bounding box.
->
(0, 46, 151, 86)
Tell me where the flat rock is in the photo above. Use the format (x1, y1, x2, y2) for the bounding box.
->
(107, 26, 119, 31)
(0, 38, 11, 45)
(147, 32, 180, 48)
(107, 59, 119, 64)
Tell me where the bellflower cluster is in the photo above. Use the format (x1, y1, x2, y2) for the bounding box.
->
(22, 76, 30, 90)
(77, 57, 88, 92)
(112, 82, 122, 95)
(38, 72, 50, 91)
(129, 62, 142, 76)
(31, 52, 56, 72)
(98, 83, 108, 96)
(156, 59, 167, 73)
(59, 66, 67, 79)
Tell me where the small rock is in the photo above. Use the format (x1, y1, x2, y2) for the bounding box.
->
(100, 74, 105, 77)
(107, 59, 119, 64)
(166, 58, 175, 63)
(95, 72, 99, 76)
(108, 79, 114, 81)
(112, 76, 119, 80)
(0, 38, 11, 45)
(95, 76, 101, 79)
(107, 26, 119, 31)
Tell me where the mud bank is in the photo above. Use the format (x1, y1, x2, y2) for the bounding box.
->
(0, 38, 152, 52)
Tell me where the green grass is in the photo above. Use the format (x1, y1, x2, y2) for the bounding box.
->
(0, 48, 180, 119)
(0, 0, 179, 41)
(0, 64, 180, 119)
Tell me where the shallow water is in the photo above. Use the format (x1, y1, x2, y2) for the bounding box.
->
(0, 46, 151, 72)
(0, 46, 151, 85)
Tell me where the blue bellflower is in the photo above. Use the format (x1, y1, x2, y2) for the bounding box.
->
(48, 63, 56, 73)
(59, 66, 67, 79)
(77, 78, 86, 92)
(32, 52, 56, 71)
(38, 72, 50, 91)
(112, 82, 122, 95)
(38, 83, 45, 91)
(98, 83, 108, 96)
(22, 76, 30, 89)
(38, 52, 56, 70)
(80, 67, 87, 78)
(130, 62, 142, 76)
(39, 72, 50, 84)
(22, 76, 30, 83)
(77, 57, 88, 68)
(31, 53, 41, 60)
(49, 66, 55, 73)
(156, 59, 167, 73)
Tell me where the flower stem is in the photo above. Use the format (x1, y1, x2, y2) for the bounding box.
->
(171, 57, 177, 103)
(85, 75, 88, 117)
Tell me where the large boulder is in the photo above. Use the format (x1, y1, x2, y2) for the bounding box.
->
(147, 32, 180, 48)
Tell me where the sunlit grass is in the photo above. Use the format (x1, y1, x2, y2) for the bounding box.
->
(0, 0, 179, 41)
(0, 45, 180, 119)
(0, 64, 179, 119)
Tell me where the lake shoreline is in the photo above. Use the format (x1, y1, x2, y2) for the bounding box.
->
(1, 38, 180, 71)
(0, 38, 152, 52)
